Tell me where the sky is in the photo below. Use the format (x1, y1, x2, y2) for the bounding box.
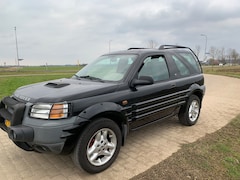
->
(1, 0, 240, 66)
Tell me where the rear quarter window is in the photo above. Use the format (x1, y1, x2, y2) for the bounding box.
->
(171, 51, 201, 77)
(179, 52, 201, 73)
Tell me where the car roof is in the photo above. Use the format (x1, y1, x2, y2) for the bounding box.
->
(105, 45, 196, 56)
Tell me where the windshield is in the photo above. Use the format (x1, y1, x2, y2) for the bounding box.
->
(74, 54, 137, 81)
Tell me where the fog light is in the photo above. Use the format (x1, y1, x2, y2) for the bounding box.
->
(5, 119, 11, 127)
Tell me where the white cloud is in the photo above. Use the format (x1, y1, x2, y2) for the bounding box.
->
(0, 0, 240, 65)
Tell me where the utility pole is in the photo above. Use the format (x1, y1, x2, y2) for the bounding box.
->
(14, 26, 20, 66)
(201, 34, 208, 61)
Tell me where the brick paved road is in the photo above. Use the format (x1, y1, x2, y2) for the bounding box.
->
(1, 74, 240, 179)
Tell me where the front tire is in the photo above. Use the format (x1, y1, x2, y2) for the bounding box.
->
(72, 118, 122, 173)
(179, 95, 201, 126)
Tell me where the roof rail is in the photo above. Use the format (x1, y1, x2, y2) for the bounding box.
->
(158, 45, 199, 60)
(158, 45, 187, 50)
(128, 47, 148, 50)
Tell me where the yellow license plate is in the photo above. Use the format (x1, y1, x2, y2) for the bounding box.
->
(5, 120, 11, 127)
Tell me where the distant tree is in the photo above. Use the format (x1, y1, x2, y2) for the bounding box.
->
(217, 47, 226, 64)
(208, 58, 215, 66)
(226, 48, 239, 65)
(230, 49, 239, 65)
(209, 46, 218, 61)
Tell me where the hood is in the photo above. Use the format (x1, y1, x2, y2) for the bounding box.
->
(13, 78, 118, 103)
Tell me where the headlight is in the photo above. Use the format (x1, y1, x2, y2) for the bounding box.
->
(30, 103, 69, 119)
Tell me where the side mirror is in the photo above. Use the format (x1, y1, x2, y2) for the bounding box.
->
(130, 76, 154, 88)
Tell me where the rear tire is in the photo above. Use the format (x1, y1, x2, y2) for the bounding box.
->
(179, 95, 201, 126)
(72, 118, 122, 173)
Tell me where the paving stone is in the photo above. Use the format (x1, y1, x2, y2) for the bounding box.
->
(0, 74, 240, 179)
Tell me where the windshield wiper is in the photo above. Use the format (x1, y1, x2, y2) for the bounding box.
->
(73, 74, 79, 78)
(79, 75, 104, 82)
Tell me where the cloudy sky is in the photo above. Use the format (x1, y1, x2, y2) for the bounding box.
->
(1, 0, 240, 66)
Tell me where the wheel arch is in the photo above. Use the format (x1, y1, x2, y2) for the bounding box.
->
(77, 102, 129, 146)
(188, 83, 205, 107)
(192, 90, 204, 105)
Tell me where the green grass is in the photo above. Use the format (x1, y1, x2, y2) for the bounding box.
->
(0, 65, 82, 98)
(202, 65, 240, 78)
(0, 65, 82, 75)
(0, 75, 70, 98)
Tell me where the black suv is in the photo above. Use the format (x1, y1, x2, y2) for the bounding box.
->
(0, 45, 205, 173)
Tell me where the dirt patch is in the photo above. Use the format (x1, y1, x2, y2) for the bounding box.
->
(0, 66, 22, 71)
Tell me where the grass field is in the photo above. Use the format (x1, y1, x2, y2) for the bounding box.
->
(0, 75, 72, 98)
(0, 65, 82, 98)
(0, 65, 81, 75)
(202, 65, 240, 78)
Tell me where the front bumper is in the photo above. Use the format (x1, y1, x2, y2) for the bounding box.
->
(0, 97, 82, 154)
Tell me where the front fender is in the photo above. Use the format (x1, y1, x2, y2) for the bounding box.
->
(76, 102, 128, 146)
(78, 102, 123, 119)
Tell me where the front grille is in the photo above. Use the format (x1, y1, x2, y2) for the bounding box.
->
(0, 96, 26, 126)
